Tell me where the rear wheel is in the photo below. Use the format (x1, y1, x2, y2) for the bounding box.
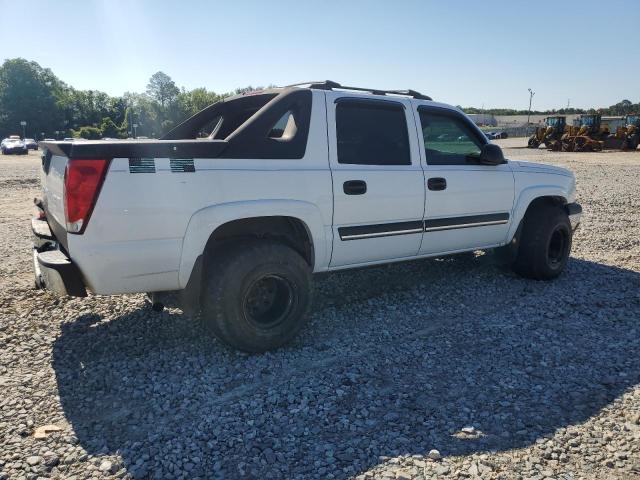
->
(201, 240, 312, 353)
(513, 204, 572, 280)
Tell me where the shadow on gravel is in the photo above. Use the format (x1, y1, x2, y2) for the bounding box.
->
(52, 256, 640, 479)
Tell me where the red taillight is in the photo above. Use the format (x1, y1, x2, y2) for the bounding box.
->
(64, 159, 110, 234)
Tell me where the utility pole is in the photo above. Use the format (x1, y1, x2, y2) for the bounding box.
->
(527, 89, 535, 124)
(20, 121, 27, 139)
(567, 99, 570, 110)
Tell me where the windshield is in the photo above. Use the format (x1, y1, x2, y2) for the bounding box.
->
(582, 116, 596, 126)
(627, 115, 639, 125)
(547, 117, 560, 127)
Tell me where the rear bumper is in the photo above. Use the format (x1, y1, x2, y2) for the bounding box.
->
(566, 202, 582, 231)
(32, 217, 87, 297)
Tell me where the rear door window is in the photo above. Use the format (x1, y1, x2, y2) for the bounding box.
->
(336, 100, 411, 165)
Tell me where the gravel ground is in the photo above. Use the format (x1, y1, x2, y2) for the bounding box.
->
(1, 143, 639, 480)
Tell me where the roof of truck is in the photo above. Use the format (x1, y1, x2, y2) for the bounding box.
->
(285, 80, 433, 101)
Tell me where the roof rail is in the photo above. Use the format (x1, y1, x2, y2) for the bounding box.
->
(285, 80, 432, 101)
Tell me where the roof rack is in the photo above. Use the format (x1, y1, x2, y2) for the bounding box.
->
(286, 80, 432, 101)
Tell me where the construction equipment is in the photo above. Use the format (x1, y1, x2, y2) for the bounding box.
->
(621, 114, 639, 150)
(561, 114, 610, 152)
(527, 116, 567, 150)
(597, 114, 640, 150)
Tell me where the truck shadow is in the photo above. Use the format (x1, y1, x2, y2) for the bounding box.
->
(52, 256, 640, 478)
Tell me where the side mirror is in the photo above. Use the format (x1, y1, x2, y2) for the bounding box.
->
(479, 143, 505, 165)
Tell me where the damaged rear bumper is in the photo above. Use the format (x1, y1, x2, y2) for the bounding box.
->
(32, 217, 86, 297)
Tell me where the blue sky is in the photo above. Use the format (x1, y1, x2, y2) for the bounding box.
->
(1, 0, 638, 110)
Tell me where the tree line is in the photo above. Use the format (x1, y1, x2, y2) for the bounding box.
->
(0, 58, 261, 140)
(0, 57, 638, 140)
(461, 99, 640, 117)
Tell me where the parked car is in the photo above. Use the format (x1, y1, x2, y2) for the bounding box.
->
(1, 137, 28, 155)
(1, 135, 21, 148)
(494, 131, 509, 139)
(24, 138, 38, 150)
(484, 131, 496, 140)
(33, 80, 581, 352)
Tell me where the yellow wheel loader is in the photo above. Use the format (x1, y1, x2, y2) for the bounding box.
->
(561, 114, 608, 152)
(527, 116, 567, 150)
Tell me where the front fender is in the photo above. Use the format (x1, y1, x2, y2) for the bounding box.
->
(507, 185, 571, 241)
(178, 199, 330, 287)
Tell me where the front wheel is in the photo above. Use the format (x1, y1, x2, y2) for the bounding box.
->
(201, 240, 312, 353)
(513, 204, 572, 280)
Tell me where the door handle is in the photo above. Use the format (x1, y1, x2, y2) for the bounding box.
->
(343, 180, 367, 195)
(427, 177, 447, 191)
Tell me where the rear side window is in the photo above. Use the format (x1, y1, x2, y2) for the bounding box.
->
(268, 111, 297, 139)
(336, 101, 411, 165)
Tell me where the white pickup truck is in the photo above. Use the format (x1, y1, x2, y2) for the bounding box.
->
(33, 81, 581, 352)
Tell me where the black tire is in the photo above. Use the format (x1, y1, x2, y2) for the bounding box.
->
(513, 204, 572, 280)
(202, 240, 312, 353)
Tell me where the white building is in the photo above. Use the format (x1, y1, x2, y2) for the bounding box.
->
(467, 114, 497, 127)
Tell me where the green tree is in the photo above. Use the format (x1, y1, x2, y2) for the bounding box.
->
(73, 126, 102, 139)
(108, 96, 128, 126)
(100, 117, 122, 138)
(0, 58, 65, 138)
(169, 87, 221, 129)
(146, 71, 179, 108)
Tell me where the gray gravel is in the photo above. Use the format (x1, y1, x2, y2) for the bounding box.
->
(1, 144, 639, 479)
